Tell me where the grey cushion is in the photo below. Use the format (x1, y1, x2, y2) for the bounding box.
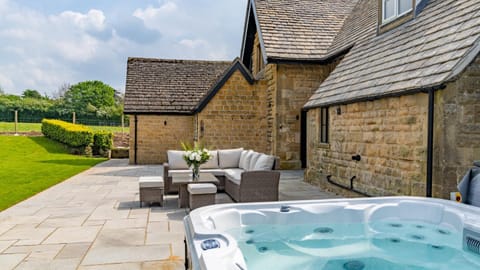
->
(200, 151, 219, 169)
(139, 176, 164, 188)
(199, 169, 225, 176)
(248, 152, 262, 171)
(187, 183, 217, 194)
(253, 154, 275, 171)
(225, 168, 244, 182)
(168, 169, 191, 177)
(167, 150, 188, 169)
(239, 150, 253, 170)
(218, 148, 244, 168)
(467, 174, 480, 207)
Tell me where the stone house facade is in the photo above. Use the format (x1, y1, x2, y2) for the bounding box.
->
(124, 0, 357, 168)
(304, 0, 480, 199)
(124, 0, 479, 199)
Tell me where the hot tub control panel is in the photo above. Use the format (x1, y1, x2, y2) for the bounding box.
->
(201, 239, 220, 250)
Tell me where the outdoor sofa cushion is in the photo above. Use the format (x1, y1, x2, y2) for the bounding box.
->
(248, 152, 262, 171)
(467, 173, 480, 207)
(169, 169, 225, 177)
(187, 183, 217, 194)
(218, 148, 244, 168)
(253, 154, 276, 171)
(200, 151, 219, 169)
(224, 169, 243, 185)
(167, 150, 189, 169)
(239, 150, 254, 170)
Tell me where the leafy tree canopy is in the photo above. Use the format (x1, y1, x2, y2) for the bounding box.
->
(63, 81, 115, 114)
(22, 89, 43, 99)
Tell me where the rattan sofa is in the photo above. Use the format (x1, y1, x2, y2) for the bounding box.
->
(163, 149, 280, 202)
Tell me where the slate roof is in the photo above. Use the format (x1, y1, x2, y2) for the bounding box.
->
(305, 0, 480, 108)
(124, 58, 231, 114)
(253, 0, 359, 61)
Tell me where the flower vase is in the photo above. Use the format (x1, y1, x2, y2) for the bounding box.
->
(192, 164, 200, 181)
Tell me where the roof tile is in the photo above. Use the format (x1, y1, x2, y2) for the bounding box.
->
(306, 0, 480, 108)
(124, 58, 231, 114)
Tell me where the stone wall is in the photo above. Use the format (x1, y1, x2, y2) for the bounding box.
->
(305, 94, 429, 197)
(274, 64, 334, 169)
(196, 70, 269, 152)
(433, 54, 480, 198)
(129, 115, 194, 164)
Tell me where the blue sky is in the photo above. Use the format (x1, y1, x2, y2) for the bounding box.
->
(0, 0, 248, 96)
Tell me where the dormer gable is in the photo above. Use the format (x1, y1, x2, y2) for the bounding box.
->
(378, 0, 426, 34)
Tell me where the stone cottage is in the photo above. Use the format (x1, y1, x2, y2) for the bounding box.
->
(304, 0, 480, 199)
(124, 0, 358, 168)
(124, 0, 480, 198)
(123, 58, 267, 164)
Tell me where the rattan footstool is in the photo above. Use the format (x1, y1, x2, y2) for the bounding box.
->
(139, 176, 164, 207)
(187, 183, 217, 210)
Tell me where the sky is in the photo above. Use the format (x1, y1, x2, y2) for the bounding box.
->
(0, 0, 248, 96)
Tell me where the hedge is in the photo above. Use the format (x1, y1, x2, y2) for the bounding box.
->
(93, 131, 113, 156)
(41, 119, 93, 147)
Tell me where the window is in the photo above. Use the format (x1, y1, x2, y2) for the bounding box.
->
(383, 0, 413, 23)
(320, 107, 329, 143)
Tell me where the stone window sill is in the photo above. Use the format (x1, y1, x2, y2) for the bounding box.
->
(318, 143, 330, 149)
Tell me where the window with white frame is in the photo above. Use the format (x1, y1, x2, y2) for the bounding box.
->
(383, 0, 413, 23)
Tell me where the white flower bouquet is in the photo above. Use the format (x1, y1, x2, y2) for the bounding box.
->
(181, 142, 212, 180)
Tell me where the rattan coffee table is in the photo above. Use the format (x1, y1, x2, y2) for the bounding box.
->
(171, 172, 219, 208)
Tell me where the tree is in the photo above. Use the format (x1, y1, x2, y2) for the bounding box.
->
(63, 80, 116, 116)
(53, 82, 70, 99)
(0, 84, 4, 95)
(22, 89, 43, 99)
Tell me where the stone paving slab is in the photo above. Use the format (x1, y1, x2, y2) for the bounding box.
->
(0, 159, 338, 269)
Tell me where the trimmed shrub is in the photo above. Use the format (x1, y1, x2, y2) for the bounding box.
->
(93, 131, 113, 156)
(41, 119, 93, 148)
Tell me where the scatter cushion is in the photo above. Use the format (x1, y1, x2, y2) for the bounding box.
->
(239, 150, 253, 170)
(467, 174, 480, 207)
(139, 176, 164, 188)
(253, 154, 275, 171)
(200, 151, 219, 169)
(248, 152, 262, 171)
(167, 150, 188, 169)
(188, 183, 217, 194)
(218, 148, 244, 168)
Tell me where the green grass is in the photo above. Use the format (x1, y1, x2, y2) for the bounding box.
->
(0, 122, 128, 133)
(0, 136, 107, 210)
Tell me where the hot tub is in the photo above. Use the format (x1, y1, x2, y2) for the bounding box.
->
(184, 197, 480, 270)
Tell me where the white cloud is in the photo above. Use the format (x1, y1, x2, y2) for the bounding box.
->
(179, 39, 208, 49)
(56, 9, 106, 32)
(133, 1, 177, 21)
(0, 0, 247, 95)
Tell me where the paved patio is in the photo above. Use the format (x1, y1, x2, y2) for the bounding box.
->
(0, 159, 338, 269)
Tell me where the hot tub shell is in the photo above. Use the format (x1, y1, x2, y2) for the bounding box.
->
(184, 196, 480, 270)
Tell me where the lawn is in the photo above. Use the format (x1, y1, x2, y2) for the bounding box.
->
(0, 136, 107, 210)
(0, 122, 128, 133)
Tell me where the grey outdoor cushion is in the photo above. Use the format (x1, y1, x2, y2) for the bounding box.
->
(467, 173, 480, 207)
(248, 152, 262, 171)
(240, 151, 254, 170)
(458, 167, 480, 206)
(167, 150, 189, 169)
(200, 151, 219, 169)
(218, 148, 244, 168)
(253, 154, 275, 171)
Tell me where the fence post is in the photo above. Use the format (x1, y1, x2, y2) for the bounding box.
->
(72, 112, 76, 124)
(14, 110, 18, 136)
(121, 114, 125, 135)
